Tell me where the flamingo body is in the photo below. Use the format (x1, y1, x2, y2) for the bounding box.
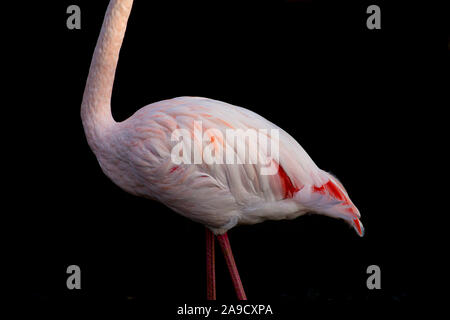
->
(87, 96, 363, 235)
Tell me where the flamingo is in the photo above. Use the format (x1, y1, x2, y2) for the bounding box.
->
(81, 0, 364, 301)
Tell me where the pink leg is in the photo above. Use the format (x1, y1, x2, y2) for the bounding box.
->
(206, 227, 216, 300)
(217, 233, 247, 300)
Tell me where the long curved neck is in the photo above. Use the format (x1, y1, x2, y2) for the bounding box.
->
(81, 0, 134, 150)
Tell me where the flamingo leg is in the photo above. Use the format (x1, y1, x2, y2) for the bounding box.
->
(217, 233, 247, 300)
(206, 227, 216, 300)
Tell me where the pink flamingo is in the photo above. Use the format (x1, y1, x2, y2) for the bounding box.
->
(81, 0, 364, 300)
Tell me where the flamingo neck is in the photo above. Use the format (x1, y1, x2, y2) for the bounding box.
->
(81, 0, 134, 151)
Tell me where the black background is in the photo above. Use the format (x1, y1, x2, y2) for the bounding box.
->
(7, 0, 437, 318)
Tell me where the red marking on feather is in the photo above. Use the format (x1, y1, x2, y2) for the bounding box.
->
(313, 185, 326, 194)
(169, 166, 179, 173)
(326, 181, 358, 217)
(314, 180, 348, 203)
(277, 163, 300, 198)
(353, 219, 362, 236)
(313, 180, 360, 219)
(324, 180, 345, 201)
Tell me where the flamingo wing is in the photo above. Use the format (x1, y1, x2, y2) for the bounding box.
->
(114, 97, 361, 235)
